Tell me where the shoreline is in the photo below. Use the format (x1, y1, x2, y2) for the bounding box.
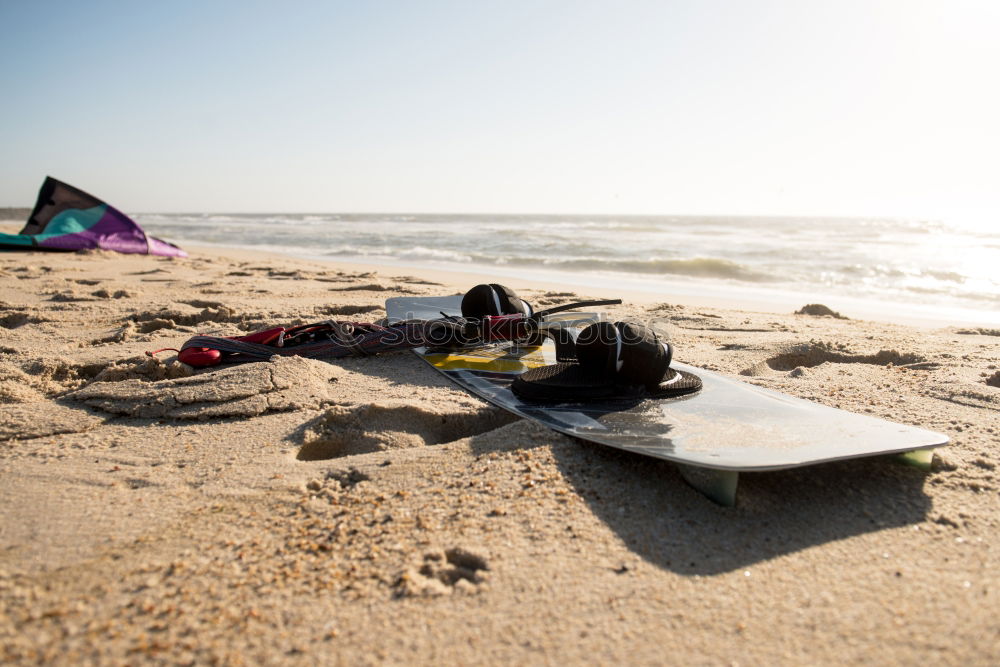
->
(4, 219, 997, 329)
(196, 242, 998, 330)
(1, 240, 998, 663)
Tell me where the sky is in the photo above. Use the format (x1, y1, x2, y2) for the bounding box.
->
(0, 0, 997, 225)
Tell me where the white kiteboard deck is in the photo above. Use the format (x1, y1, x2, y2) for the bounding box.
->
(385, 295, 948, 505)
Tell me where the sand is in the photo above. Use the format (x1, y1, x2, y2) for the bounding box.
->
(0, 237, 998, 664)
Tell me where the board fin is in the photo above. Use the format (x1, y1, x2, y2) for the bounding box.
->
(676, 464, 739, 507)
(895, 447, 935, 471)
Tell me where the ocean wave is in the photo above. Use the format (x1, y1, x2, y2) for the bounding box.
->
(324, 245, 474, 263)
(839, 263, 908, 278)
(532, 256, 777, 282)
(317, 245, 774, 282)
(924, 269, 966, 284)
(397, 246, 473, 263)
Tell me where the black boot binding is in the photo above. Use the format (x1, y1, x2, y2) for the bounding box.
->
(511, 320, 702, 401)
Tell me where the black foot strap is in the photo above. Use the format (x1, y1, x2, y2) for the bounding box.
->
(512, 363, 702, 402)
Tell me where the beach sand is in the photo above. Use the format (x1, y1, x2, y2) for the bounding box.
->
(1, 236, 998, 664)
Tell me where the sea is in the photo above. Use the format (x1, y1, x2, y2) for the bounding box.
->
(137, 213, 1000, 327)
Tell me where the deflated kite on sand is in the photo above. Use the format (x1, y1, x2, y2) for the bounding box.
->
(0, 176, 186, 257)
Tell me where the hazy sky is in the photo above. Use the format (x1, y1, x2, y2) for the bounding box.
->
(0, 0, 996, 224)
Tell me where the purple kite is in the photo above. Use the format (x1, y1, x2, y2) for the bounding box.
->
(0, 176, 186, 257)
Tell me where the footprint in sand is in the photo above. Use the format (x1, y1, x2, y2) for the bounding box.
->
(86, 355, 193, 382)
(0, 403, 102, 441)
(314, 271, 376, 284)
(956, 327, 1000, 337)
(297, 399, 517, 460)
(66, 355, 341, 419)
(0, 357, 108, 400)
(394, 547, 491, 597)
(390, 275, 445, 287)
(91, 289, 136, 299)
(0, 309, 45, 329)
(48, 290, 97, 302)
(740, 342, 925, 376)
(131, 304, 242, 333)
(327, 283, 392, 292)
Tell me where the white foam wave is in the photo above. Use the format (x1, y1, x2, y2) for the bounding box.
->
(135, 212, 999, 318)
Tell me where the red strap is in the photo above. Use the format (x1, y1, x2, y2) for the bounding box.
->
(233, 327, 284, 345)
(178, 347, 222, 367)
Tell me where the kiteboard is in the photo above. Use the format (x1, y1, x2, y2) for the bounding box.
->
(385, 295, 948, 505)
